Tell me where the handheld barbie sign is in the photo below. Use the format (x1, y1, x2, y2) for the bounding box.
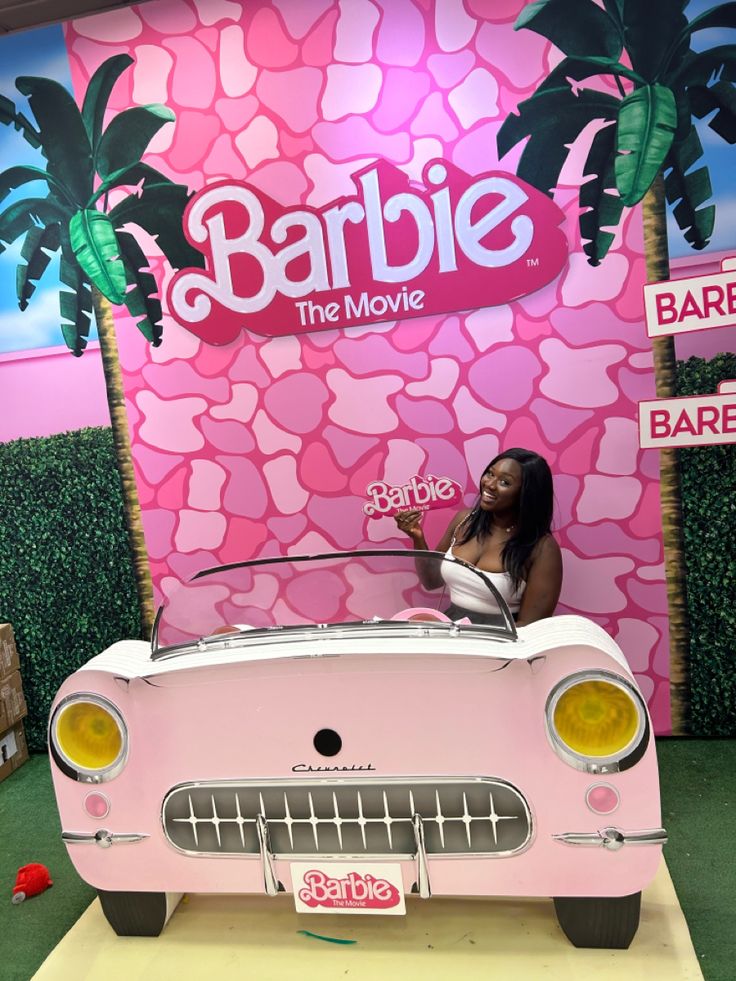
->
(363, 474, 463, 518)
(169, 159, 568, 342)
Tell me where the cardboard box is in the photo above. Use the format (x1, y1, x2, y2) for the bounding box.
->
(0, 671, 27, 733)
(0, 623, 21, 676)
(0, 720, 29, 785)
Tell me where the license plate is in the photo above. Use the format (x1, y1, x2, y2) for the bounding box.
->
(291, 862, 406, 915)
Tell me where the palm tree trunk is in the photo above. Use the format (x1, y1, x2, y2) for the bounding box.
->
(91, 286, 155, 639)
(641, 173, 689, 734)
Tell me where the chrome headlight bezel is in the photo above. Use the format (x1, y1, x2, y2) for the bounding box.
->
(49, 693, 128, 783)
(545, 669, 649, 774)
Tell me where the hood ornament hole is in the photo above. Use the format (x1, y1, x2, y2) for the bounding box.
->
(313, 729, 342, 757)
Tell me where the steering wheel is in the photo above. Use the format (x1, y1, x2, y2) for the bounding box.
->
(390, 607, 453, 623)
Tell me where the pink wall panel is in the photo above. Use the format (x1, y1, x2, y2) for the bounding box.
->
(0, 345, 111, 442)
(63, 0, 672, 731)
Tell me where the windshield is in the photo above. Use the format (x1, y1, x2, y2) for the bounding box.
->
(152, 549, 516, 655)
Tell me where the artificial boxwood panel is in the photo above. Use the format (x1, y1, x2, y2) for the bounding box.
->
(0, 427, 141, 751)
(676, 354, 736, 736)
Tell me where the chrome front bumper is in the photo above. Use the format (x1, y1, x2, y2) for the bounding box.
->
(60, 821, 667, 902)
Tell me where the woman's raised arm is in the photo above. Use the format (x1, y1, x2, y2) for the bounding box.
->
(394, 509, 471, 589)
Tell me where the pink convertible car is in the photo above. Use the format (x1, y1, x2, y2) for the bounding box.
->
(48, 550, 666, 947)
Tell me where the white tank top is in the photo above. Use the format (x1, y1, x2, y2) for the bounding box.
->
(444, 548, 525, 614)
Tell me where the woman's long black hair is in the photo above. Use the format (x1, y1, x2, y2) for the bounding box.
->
(455, 448, 554, 590)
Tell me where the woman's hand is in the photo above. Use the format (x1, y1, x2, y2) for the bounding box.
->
(396, 509, 441, 588)
(394, 509, 426, 544)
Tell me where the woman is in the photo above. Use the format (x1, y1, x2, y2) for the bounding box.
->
(395, 448, 562, 626)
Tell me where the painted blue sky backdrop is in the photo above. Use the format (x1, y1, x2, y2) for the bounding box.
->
(0, 25, 90, 354)
(668, 0, 736, 259)
(0, 5, 735, 355)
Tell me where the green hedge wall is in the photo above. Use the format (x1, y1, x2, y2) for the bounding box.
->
(0, 427, 142, 751)
(676, 354, 736, 736)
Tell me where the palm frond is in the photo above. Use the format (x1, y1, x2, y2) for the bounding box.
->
(109, 182, 204, 269)
(116, 230, 163, 345)
(499, 86, 619, 154)
(665, 126, 715, 249)
(16, 222, 61, 309)
(59, 246, 93, 356)
(0, 93, 41, 148)
(15, 76, 93, 207)
(515, 131, 570, 198)
(578, 122, 624, 265)
(96, 105, 175, 180)
(659, 2, 736, 79)
(498, 86, 620, 196)
(689, 79, 736, 143)
(69, 209, 128, 304)
(624, 0, 689, 80)
(90, 161, 178, 207)
(536, 55, 642, 94)
(0, 196, 66, 254)
(672, 45, 736, 87)
(81, 53, 134, 151)
(516, 0, 623, 59)
(679, 2, 736, 38)
(601, 0, 624, 33)
(0, 164, 70, 207)
(615, 84, 677, 205)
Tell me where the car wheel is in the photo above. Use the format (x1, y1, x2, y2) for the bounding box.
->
(97, 890, 181, 936)
(553, 892, 641, 948)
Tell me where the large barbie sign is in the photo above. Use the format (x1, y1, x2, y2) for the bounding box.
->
(168, 160, 568, 342)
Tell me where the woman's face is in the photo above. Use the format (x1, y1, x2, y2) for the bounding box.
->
(479, 458, 523, 514)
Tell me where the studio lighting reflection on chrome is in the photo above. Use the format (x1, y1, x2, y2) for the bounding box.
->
(552, 827, 667, 851)
(62, 830, 148, 848)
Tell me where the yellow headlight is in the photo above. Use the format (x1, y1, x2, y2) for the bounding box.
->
(55, 699, 124, 772)
(552, 678, 641, 758)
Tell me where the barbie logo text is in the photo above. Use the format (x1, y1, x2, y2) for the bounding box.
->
(363, 474, 462, 518)
(168, 159, 568, 342)
(298, 870, 401, 910)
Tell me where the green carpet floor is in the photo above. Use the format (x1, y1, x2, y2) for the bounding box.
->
(0, 756, 94, 981)
(656, 738, 736, 981)
(0, 741, 734, 980)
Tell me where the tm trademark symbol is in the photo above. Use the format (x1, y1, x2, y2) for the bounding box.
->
(527, 257, 539, 267)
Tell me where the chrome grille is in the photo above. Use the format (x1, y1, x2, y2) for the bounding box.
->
(162, 779, 531, 857)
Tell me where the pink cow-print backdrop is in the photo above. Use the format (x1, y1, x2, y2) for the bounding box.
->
(63, 0, 671, 731)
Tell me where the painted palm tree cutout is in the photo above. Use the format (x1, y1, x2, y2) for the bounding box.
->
(497, 0, 736, 733)
(0, 54, 203, 636)
(497, 0, 736, 265)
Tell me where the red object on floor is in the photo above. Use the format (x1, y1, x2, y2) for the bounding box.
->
(12, 863, 53, 903)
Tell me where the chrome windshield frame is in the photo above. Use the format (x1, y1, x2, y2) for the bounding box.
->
(151, 619, 519, 664)
(151, 548, 518, 657)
